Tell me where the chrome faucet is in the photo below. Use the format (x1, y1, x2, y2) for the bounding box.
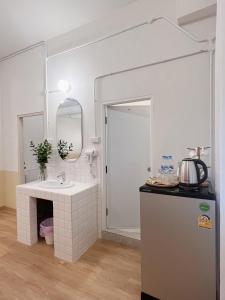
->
(56, 171, 66, 184)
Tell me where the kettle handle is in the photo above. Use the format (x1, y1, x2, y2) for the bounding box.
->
(195, 159, 208, 184)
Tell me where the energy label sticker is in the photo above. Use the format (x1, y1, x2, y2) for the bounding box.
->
(199, 202, 210, 212)
(198, 215, 213, 229)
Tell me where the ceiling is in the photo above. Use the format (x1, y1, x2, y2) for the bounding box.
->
(0, 0, 136, 59)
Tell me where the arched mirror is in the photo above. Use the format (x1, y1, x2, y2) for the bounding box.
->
(56, 98, 83, 161)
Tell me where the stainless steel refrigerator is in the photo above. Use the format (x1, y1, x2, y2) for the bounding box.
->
(140, 186, 217, 300)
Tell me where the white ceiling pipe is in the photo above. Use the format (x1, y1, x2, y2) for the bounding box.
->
(0, 16, 214, 63)
(150, 16, 211, 43)
(0, 41, 45, 63)
(48, 16, 214, 60)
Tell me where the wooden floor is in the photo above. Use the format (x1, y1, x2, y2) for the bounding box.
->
(0, 208, 141, 300)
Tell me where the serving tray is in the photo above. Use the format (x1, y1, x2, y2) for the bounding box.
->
(145, 179, 179, 188)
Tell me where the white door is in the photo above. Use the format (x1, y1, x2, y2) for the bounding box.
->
(106, 100, 151, 229)
(23, 115, 44, 183)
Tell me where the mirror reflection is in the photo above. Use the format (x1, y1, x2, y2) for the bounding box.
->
(56, 98, 82, 161)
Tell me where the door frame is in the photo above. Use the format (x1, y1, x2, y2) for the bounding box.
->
(17, 111, 45, 184)
(100, 95, 153, 232)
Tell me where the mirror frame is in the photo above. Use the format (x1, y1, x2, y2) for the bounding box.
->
(56, 97, 83, 162)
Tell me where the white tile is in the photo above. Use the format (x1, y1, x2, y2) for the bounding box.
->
(16, 180, 98, 263)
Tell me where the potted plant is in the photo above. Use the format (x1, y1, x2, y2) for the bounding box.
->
(30, 139, 52, 180)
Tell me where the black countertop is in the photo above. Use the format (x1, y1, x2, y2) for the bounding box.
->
(139, 184, 216, 201)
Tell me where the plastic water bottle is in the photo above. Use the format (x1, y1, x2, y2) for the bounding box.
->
(168, 156, 175, 174)
(159, 156, 168, 184)
(159, 155, 175, 184)
(168, 156, 177, 184)
(160, 156, 169, 174)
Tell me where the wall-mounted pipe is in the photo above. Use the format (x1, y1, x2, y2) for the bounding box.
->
(150, 16, 210, 43)
(48, 16, 214, 60)
(90, 17, 215, 171)
(48, 21, 150, 60)
(209, 45, 215, 184)
(93, 48, 215, 182)
(0, 41, 45, 63)
(93, 49, 209, 135)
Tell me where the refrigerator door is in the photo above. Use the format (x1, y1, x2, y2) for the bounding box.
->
(141, 192, 216, 300)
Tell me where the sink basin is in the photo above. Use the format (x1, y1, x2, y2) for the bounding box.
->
(39, 180, 74, 189)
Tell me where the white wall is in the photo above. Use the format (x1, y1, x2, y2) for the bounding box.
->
(98, 53, 211, 175)
(0, 45, 46, 172)
(0, 45, 45, 208)
(47, 0, 216, 57)
(0, 0, 219, 292)
(176, 0, 216, 24)
(215, 0, 225, 298)
(177, 0, 216, 15)
(47, 0, 215, 177)
(46, 0, 216, 238)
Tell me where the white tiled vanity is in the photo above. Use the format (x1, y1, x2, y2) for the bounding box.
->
(16, 181, 98, 262)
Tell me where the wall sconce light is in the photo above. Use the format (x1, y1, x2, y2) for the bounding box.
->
(46, 80, 71, 94)
(57, 80, 71, 93)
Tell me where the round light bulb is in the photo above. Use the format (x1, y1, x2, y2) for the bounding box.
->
(57, 80, 71, 93)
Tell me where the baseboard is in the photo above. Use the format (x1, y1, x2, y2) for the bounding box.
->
(102, 230, 140, 249)
(141, 292, 159, 299)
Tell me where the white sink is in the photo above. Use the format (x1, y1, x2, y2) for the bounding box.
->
(39, 180, 74, 189)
